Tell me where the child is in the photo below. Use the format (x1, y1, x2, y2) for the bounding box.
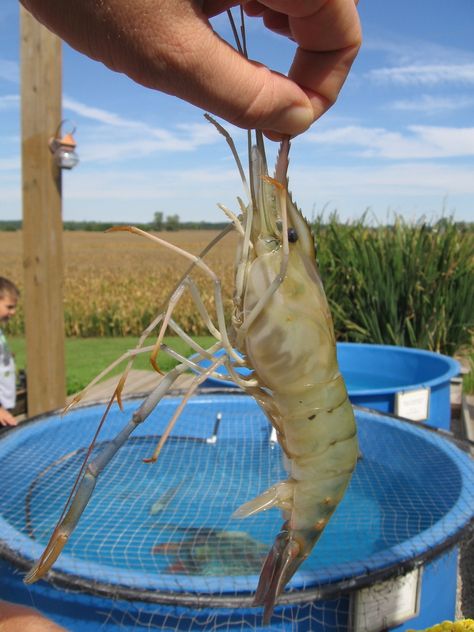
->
(0, 277, 19, 427)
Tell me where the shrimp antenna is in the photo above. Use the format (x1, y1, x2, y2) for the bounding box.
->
(240, 6, 248, 58)
(227, 10, 267, 185)
(226, 10, 256, 212)
(227, 9, 244, 56)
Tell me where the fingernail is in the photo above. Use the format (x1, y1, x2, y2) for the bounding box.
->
(275, 105, 314, 136)
(263, 130, 285, 142)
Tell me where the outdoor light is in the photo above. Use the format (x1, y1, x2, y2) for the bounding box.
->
(48, 120, 79, 170)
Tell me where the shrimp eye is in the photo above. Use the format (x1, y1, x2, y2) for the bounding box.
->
(288, 227, 298, 243)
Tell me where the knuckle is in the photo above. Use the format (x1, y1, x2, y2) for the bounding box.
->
(229, 67, 279, 130)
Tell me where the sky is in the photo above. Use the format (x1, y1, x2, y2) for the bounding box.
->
(1, 1, 474, 224)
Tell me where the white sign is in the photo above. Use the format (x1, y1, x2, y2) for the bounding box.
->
(350, 568, 422, 632)
(394, 387, 430, 422)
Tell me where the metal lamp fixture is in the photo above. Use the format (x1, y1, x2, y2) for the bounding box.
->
(48, 120, 79, 170)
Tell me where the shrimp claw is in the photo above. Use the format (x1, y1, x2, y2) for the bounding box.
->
(25, 471, 97, 583)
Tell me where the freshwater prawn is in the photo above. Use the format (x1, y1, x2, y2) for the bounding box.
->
(25, 17, 358, 624)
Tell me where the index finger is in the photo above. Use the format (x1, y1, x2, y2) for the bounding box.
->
(246, 0, 362, 119)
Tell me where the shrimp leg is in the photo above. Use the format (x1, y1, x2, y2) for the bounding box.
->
(25, 228, 237, 583)
(25, 335, 229, 584)
(24, 362, 188, 584)
(108, 226, 241, 366)
(68, 225, 235, 412)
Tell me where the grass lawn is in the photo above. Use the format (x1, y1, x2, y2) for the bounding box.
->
(8, 336, 473, 396)
(9, 336, 215, 395)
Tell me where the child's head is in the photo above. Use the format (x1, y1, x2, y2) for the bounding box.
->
(0, 277, 19, 324)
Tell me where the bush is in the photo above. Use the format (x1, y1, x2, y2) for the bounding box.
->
(315, 214, 473, 356)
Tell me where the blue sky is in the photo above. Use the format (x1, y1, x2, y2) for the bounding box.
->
(1, 1, 473, 224)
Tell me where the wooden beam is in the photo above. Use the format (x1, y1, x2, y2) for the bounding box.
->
(21, 7, 66, 416)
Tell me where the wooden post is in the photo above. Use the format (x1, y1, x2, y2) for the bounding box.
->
(21, 7, 66, 415)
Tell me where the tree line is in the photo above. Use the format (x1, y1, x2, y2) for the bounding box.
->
(1, 216, 473, 233)
(0, 214, 229, 232)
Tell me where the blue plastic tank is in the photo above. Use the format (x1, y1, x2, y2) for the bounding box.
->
(196, 344, 460, 429)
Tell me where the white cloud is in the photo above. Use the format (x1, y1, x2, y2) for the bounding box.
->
(292, 162, 474, 197)
(391, 94, 474, 113)
(368, 63, 474, 85)
(0, 94, 19, 110)
(0, 59, 18, 84)
(0, 171, 20, 215)
(287, 160, 474, 223)
(63, 96, 221, 161)
(64, 97, 143, 128)
(56, 158, 474, 223)
(363, 33, 474, 67)
(66, 165, 240, 201)
(59, 163, 244, 222)
(176, 121, 228, 146)
(0, 156, 20, 170)
(4, 156, 473, 223)
(305, 124, 474, 159)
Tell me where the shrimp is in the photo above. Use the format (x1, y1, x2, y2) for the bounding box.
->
(227, 133, 358, 622)
(24, 17, 357, 626)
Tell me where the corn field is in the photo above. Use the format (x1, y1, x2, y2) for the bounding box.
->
(2, 229, 236, 338)
(2, 216, 473, 356)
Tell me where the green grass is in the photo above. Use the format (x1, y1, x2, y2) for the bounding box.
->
(9, 336, 215, 395)
(8, 334, 474, 396)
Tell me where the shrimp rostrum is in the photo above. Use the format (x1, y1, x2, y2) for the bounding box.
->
(24, 127, 358, 622)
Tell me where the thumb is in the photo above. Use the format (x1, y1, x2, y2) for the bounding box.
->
(122, 4, 315, 136)
(163, 20, 315, 135)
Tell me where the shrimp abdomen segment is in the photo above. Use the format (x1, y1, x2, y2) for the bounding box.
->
(236, 387, 357, 623)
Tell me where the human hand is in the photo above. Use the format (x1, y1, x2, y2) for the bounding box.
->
(0, 600, 66, 631)
(20, 0, 361, 138)
(0, 406, 17, 427)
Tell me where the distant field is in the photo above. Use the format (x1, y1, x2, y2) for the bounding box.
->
(2, 229, 237, 337)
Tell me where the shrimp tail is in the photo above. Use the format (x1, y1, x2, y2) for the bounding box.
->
(254, 523, 318, 624)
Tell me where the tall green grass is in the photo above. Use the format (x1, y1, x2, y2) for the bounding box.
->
(315, 215, 473, 356)
(5, 217, 472, 359)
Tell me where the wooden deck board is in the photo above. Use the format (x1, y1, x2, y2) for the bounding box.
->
(66, 370, 196, 406)
(8, 371, 206, 426)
